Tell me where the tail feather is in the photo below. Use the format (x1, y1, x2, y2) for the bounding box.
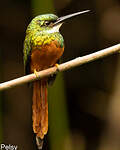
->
(32, 79, 48, 147)
(41, 80, 48, 135)
(36, 136, 44, 150)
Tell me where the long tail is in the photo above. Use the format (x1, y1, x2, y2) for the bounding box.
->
(32, 79, 48, 149)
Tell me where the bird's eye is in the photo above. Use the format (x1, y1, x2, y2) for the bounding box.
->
(44, 21, 51, 26)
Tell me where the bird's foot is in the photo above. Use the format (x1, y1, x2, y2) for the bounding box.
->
(34, 69, 39, 77)
(55, 63, 60, 72)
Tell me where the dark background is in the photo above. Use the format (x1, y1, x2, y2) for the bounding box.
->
(0, 0, 120, 150)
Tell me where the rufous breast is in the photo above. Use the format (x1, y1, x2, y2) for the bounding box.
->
(30, 40, 64, 72)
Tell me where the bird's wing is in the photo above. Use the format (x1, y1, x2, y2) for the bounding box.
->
(23, 35, 32, 75)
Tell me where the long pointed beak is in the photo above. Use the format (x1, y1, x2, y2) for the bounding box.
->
(54, 10, 90, 26)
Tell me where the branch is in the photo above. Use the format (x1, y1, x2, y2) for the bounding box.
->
(0, 43, 120, 91)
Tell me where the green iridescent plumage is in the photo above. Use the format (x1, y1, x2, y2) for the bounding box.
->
(23, 14, 64, 74)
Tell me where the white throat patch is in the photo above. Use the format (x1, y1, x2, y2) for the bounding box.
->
(46, 23, 62, 34)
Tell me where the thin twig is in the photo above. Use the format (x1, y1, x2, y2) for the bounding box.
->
(0, 43, 120, 91)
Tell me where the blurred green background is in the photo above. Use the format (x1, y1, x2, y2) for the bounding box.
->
(0, 0, 120, 150)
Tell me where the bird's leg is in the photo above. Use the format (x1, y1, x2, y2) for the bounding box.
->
(48, 62, 60, 85)
(34, 69, 39, 77)
(55, 63, 60, 72)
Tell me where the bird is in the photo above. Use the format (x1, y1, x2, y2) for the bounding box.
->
(23, 10, 90, 149)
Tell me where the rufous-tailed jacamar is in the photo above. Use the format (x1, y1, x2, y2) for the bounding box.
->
(23, 10, 90, 149)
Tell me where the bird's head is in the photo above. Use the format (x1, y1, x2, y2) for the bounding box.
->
(26, 10, 90, 34)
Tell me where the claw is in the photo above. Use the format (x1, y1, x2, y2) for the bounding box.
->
(55, 63, 60, 71)
(34, 69, 39, 77)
